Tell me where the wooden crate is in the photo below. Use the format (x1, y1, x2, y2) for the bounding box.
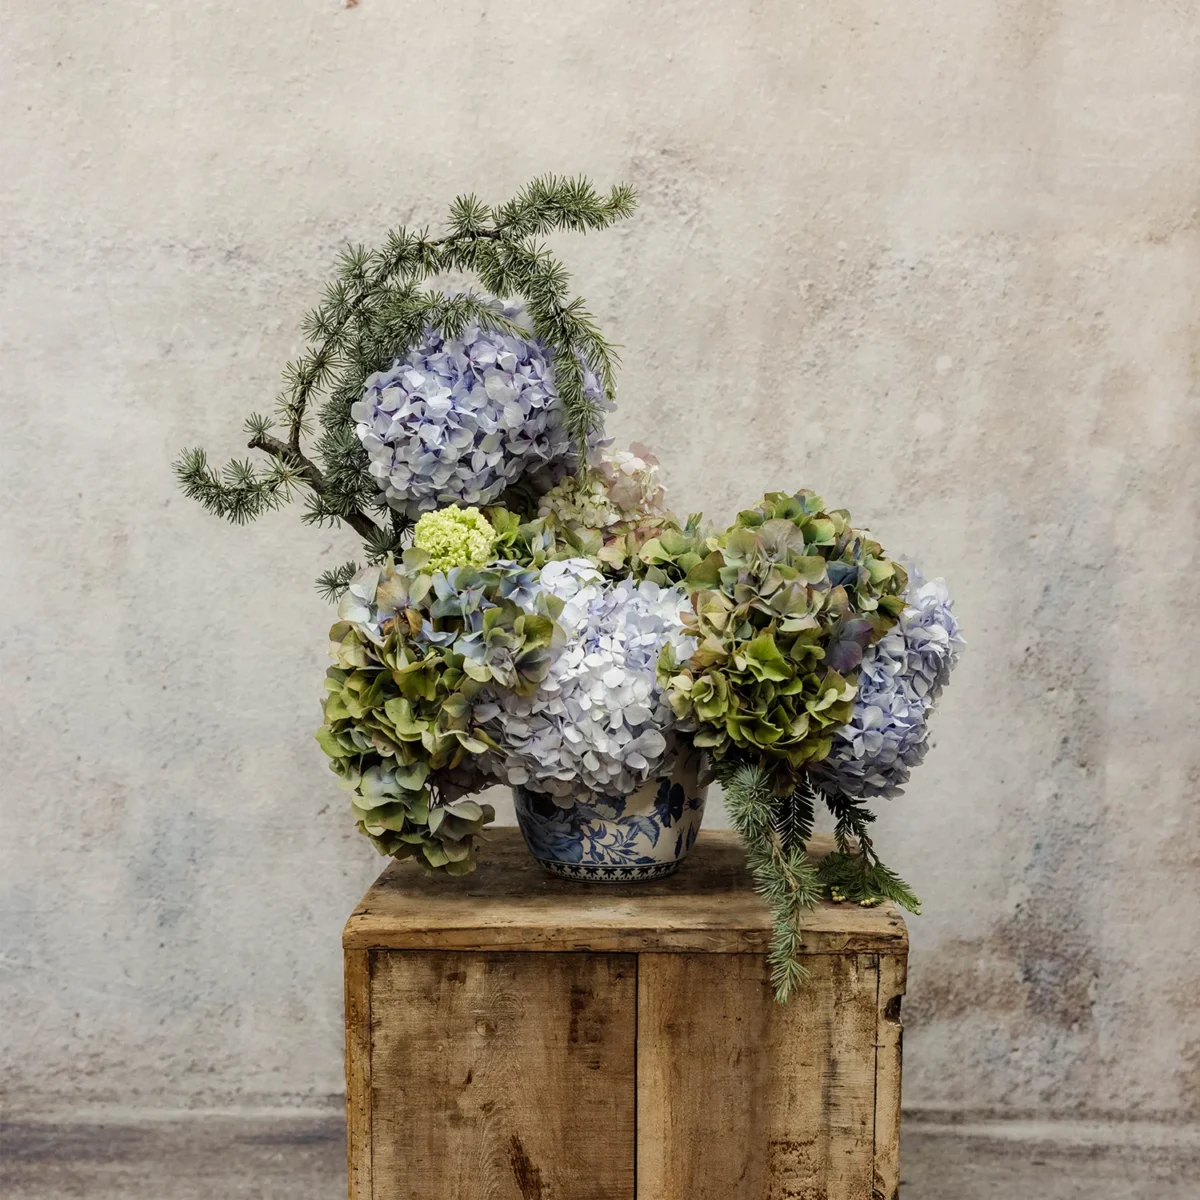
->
(343, 828, 908, 1200)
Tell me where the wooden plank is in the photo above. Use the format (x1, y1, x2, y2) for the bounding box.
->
(343, 830, 908, 956)
(369, 950, 636, 1200)
(344, 948, 372, 1200)
(871, 953, 907, 1200)
(637, 953, 880, 1200)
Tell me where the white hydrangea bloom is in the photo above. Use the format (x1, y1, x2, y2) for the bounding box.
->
(488, 560, 695, 799)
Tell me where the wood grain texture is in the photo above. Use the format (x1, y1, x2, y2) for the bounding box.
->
(871, 953, 907, 1200)
(637, 953, 882, 1200)
(343, 830, 908, 956)
(344, 949, 372, 1200)
(368, 951, 636, 1200)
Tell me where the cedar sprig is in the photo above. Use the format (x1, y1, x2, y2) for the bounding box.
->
(174, 447, 301, 526)
(174, 175, 637, 570)
(315, 561, 360, 603)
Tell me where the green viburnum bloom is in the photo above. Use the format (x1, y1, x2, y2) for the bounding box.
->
(657, 490, 907, 779)
(412, 505, 499, 572)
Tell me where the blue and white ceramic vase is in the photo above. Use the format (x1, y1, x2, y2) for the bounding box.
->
(513, 749, 707, 882)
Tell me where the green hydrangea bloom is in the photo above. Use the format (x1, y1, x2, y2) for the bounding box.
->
(315, 550, 564, 874)
(413, 505, 498, 572)
(656, 489, 908, 780)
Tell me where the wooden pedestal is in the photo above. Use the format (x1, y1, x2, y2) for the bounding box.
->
(343, 828, 907, 1200)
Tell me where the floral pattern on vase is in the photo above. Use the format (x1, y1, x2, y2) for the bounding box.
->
(513, 752, 707, 882)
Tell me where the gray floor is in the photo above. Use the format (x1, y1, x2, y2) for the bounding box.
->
(2, 1115, 1197, 1199)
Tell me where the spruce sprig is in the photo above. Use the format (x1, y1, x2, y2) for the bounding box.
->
(174, 175, 636, 555)
(817, 790, 922, 914)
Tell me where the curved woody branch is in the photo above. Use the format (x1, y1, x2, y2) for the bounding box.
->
(248, 430, 380, 541)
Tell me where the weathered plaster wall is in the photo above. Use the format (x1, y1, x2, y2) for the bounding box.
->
(3, 0, 1198, 1121)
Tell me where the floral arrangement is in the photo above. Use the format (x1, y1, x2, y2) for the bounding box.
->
(176, 176, 961, 999)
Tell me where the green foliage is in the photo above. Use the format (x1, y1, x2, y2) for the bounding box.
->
(816, 851, 922, 913)
(174, 446, 301, 525)
(657, 490, 907, 778)
(173, 175, 637, 572)
(720, 758, 921, 1001)
(315, 561, 359, 603)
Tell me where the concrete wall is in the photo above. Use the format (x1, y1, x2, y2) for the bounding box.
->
(3, 0, 1198, 1123)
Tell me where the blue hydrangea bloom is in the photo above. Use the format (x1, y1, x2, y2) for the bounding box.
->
(814, 564, 963, 800)
(350, 304, 609, 518)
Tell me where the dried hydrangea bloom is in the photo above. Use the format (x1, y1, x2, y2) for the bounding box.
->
(813, 564, 963, 799)
(351, 303, 610, 518)
(486, 559, 695, 799)
(538, 443, 668, 531)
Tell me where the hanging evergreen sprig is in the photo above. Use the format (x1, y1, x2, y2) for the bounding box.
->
(173, 175, 637, 567)
(719, 760, 923, 1002)
(720, 760, 822, 1002)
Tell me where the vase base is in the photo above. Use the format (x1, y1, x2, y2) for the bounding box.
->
(532, 857, 683, 883)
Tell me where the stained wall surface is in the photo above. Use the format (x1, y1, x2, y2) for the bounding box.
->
(3, 0, 1198, 1122)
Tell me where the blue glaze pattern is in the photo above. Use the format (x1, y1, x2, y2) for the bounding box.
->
(513, 754, 707, 883)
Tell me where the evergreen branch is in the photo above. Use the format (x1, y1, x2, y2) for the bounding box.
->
(721, 760, 821, 1002)
(470, 236, 616, 447)
(815, 852, 922, 914)
(776, 778, 817, 849)
(176, 175, 636, 564)
(491, 175, 637, 238)
(313, 424, 379, 516)
(246, 430, 327, 495)
(281, 181, 617, 442)
(174, 447, 298, 526)
(246, 430, 379, 542)
(243, 412, 274, 439)
(360, 520, 412, 563)
(315, 561, 360, 603)
(816, 787, 922, 913)
(299, 492, 340, 529)
(820, 788, 877, 857)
